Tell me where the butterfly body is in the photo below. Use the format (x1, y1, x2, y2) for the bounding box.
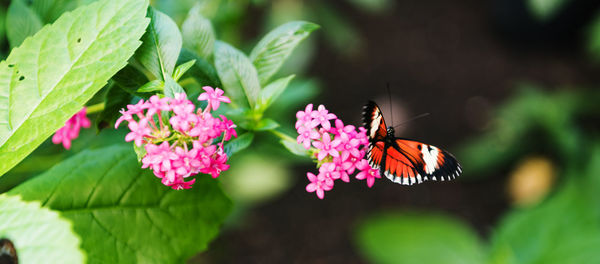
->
(363, 101, 461, 185)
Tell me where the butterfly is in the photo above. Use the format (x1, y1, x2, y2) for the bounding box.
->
(362, 101, 461, 185)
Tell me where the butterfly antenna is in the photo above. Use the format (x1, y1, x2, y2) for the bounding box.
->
(393, 113, 430, 128)
(386, 83, 394, 127)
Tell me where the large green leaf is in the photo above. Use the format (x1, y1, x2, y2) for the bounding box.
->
(182, 4, 215, 60)
(96, 83, 132, 130)
(178, 48, 221, 88)
(0, 0, 149, 177)
(9, 145, 233, 264)
(214, 41, 261, 108)
(6, 0, 43, 48)
(488, 180, 600, 264)
(256, 74, 294, 112)
(31, 0, 95, 23)
(0, 194, 85, 263)
(164, 75, 185, 98)
(224, 132, 254, 157)
(354, 212, 485, 264)
(134, 7, 182, 81)
(249, 21, 319, 85)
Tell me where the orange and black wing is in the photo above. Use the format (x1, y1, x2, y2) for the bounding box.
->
(362, 100, 461, 185)
(377, 139, 461, 185)
(362, 101, 387, 142)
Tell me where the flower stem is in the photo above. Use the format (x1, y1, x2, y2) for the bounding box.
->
(85, 102, 105, 114)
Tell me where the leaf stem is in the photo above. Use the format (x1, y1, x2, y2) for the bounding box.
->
(270, 129, 296, 143)
(85, 102, 105, 114)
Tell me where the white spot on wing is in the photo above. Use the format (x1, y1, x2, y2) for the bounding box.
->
(421, 144, 439, 174)
(369, 112, 382, 138)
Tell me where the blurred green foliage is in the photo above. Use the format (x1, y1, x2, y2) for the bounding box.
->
(458, 85, 598, 178)
(527, 0, 571, 21)
(355, 212, 485, 264)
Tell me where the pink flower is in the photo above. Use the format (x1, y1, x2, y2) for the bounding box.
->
(168, 178, 196, 190)
(219, 115, 237, 141)
(355, 159, 381, 188)
(294, 103, 382, 199)
(201, 150, 230, 178)
(116, 90, 236, 190)
(331, 119, 355, 137)
(142, 142, 178, 172)
(305, 172, 334, 199)
(312, 133, 341, 160)
(295, 103, 315, 129)
(319, 163, 339, 180)
(337, 133, 361, 161)
(310, 104, 336, 130)
(172, 147, 203, 177)
(297, 125, 320, 149)
(125, 118, 152, 146)
(52, 107, 91, 149)
(198, 86, 231, 111)
(115, 100, 148, 128)
(146, 95, 171, 115)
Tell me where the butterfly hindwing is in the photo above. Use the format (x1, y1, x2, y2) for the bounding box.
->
(362, 101, 462, 185)
(383, 139, 461, 185)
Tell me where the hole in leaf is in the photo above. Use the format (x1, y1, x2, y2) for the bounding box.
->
(7, 64, 14, 68)
(18, 76, 24, 81)
(77, 38, 81, 43)
(0, 238, 18, 264)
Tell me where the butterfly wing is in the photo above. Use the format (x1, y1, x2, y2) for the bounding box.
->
(362, 101, 387, 141)
(381, 139, 461, 185)
(362, 101, 461, 185)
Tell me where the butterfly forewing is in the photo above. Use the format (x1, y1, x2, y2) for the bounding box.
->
(362, 101, 387, 141)
(362, 101, 462, 185)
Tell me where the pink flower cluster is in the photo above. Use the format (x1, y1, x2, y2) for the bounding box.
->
(296, 104, 381, 199)
(52, 108, 91, 149)
(116, 86, 237, 190)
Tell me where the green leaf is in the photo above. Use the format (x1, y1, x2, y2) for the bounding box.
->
(257, 74, 294, 112)
(172, 59, 196, 82)
(214, 41, 261, 108)
(224, 132, 254, 157)
(588, 13, 600, 61)
(354, 212, 485, 264)
(0, 0, 150, 177)
(96, 83, 132, 130)
(345, 0, 394, 13)
(254, 118, 279, 131)
(133, 143, 146, 162)
(6, 0, 43, 48)
(182, 4, 215, 60)
(488, 180, 600, 264)
(178, 48, 221, 87)
(134, 7, 182, 81)
(31, 0, 94, 23)
(9, 145, 232, 264)
(137, 79, 164, 93)
(280, 138, 308, 156)
(164, 75, 185, 98)
(0, 194, 85, 263)
(527, 0, 570, 21)
(249, 21, 319, 85)
(111, 64, 150, 95)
